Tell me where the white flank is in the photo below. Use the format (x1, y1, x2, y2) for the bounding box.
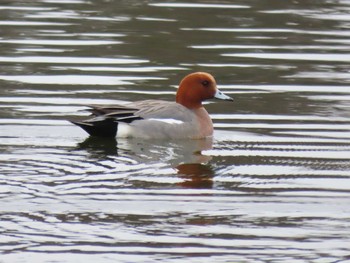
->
(116, 122, 132, 138)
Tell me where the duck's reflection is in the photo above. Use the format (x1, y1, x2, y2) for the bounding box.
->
(76, 136, 215, 189)
(176, 163, 214, 189)
(116, 137, 213, 165)
(77, 136, 118, 157)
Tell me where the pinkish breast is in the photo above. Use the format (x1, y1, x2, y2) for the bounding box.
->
(193, 107, 214, 138)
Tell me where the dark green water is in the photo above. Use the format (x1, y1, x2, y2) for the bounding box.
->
(1, 1, 350, 262)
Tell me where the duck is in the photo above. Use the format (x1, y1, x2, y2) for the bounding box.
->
(70, 72, 233, 139)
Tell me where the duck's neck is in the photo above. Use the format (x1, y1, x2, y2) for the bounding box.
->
(176, 97, 202, 109)
(176, 89, 202, 109)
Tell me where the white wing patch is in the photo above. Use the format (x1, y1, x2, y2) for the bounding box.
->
(148, 118, 184, 124)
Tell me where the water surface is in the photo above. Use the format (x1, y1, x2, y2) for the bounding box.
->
(1, 1, 350, 262)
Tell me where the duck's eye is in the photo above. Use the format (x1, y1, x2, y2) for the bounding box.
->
(201, 80, 210, 87)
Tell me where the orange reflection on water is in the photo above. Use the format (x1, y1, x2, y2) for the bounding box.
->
(176, 163, 215, 189)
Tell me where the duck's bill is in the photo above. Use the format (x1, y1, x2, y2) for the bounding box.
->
(214, 89, 234, 101)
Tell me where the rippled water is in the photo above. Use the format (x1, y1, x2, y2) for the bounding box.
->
(1, 1, 350, 262)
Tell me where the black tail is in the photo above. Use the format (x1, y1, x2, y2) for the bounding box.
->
(70, 119, 118, 138)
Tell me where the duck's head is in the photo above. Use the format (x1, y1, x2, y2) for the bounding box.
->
(176, 72, 233, 109)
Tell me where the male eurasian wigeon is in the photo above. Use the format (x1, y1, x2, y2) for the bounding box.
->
(71, 72, 233, 139)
